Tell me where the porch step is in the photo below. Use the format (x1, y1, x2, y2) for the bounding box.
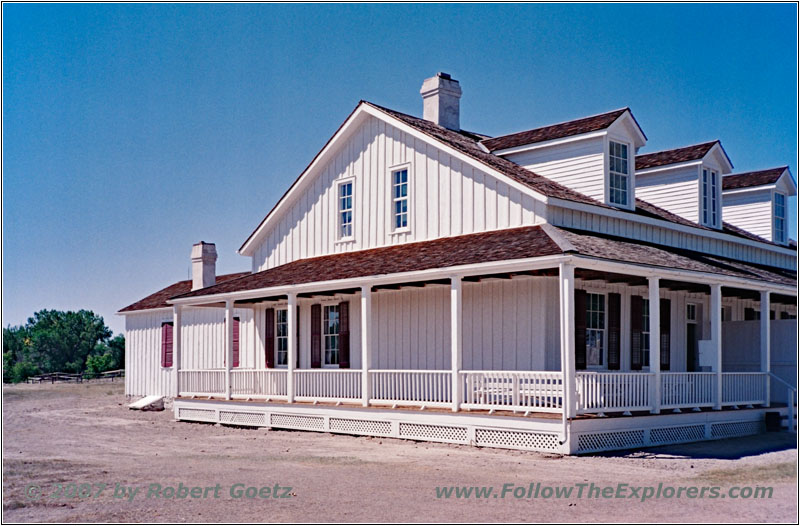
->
(128, 395, 164, 411)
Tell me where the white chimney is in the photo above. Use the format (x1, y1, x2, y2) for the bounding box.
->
(420, 72, 462, 131)
(191, 241, 217, 291)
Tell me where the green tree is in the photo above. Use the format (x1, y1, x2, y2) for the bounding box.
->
(25, 310, 111, 373)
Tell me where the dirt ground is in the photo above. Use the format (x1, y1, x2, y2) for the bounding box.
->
(2, 382, 797, 523)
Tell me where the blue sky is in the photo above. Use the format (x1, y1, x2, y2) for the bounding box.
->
(3, 3, 797, 334)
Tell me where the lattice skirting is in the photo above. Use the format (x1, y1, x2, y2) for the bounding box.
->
(174, 401, 770, 455)
(575, 419, 764, 454)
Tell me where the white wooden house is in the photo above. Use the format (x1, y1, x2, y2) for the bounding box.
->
(119, 73, 797, 454)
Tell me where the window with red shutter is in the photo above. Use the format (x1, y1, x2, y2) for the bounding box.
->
(161, 321, 174, 368)
(265, 308, 275, 368)
(232, 317, 240, 368)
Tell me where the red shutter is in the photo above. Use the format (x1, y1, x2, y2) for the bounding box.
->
(232, 317, 240, 368)
(630, 296, 643, 370)
(265, 308, 275, 368)
(607, 293, 621, 370)
(296, 306, 300, 369)
(660, 298, 671, 371)
(338, 301, 350, 369)
(310, 304, 321, 368)
(574, 290, 587, 370)
(161, 322, 174, 367)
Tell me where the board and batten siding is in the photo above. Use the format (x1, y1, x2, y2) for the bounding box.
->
(502, 136, 606, 204)
(250, 115, 546, 272)
(722, 189, 774, 242)
(549, 206, 795, 270)
(124, 307, 255, 397)
(636, 165, 700, 223)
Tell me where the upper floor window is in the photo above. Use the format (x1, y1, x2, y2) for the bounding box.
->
(774, 192, 787, 244)
(338, 181, 353, 239)
(608, 141, 629, 207)
(392, 168, 409, 231)
(701, 168, 720, 227)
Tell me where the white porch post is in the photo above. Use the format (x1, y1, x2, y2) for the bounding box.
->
(287, 293, 296, 403)
(172, 305, 182, 398)
(559, 263, 576, 420)
(648, 277, 661, 414)
(711, 283, 723, 410)
(450, 276, 463, 412)
(361, 285, 372, 407)
(760, 290, 771, 407)
(224, 299, 233, 400)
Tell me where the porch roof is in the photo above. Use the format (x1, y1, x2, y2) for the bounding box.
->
(168, 225, 796, 304)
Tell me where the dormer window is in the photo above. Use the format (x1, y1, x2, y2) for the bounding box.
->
(608, 141, 630, 207)
(701, 168, 720, 228)
(774, 192, 787, 244)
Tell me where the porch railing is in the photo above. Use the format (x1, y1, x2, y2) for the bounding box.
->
(294, 369, 362, 402)
(661, 372, 716, 409)
(231, 369, 287, 399)
(722, 372, 768, 406)
(576, 372, 652, 414)
(179, 369, 226, 397)
(461, 371, 563, 413)
(369, 370, 451, 408)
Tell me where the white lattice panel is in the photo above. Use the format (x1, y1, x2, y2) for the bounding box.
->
(475, 429, 560, 452)
(270, 413, 325, 431)
(178, 407, 217, 423)
(649, 425, 705, 445)
(577, 430, 645, 453)
(219, 410, 266, 427)
(399, 423, 467, 443)
(711, 421, 762, 438)
(329, 418, 391, 436)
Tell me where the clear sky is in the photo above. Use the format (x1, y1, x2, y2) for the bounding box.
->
(3, 3, 797, 335)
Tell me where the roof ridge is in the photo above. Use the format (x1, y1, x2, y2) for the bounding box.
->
(479, 107, 630, 144)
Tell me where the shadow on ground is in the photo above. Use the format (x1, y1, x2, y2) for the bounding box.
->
(595, 432, 798, 460)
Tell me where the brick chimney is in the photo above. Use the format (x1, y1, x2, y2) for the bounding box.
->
(420, 72, 462, 131)
(191, 241, 217, 291)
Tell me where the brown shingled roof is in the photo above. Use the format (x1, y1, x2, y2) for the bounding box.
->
(175, 226, 563, 300)
(171, 226, 794, 303)
(635, 141, 720, 170)
(722, 167, 788, 190)
(481, 108, 631, 152)
(119, 272, 250, 312)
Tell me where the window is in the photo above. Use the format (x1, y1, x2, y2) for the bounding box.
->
(686, 303, 697, 322)
(161, 321, 174, 367)
(275, 309, 288, 366)
(586, 293, 605, 366)
(608, 141, 629, 206)
(701, 168, 720, 227)
(392, 168, 409, 230)
(323, 305, 339, 366)
(774, 192, 787, 244)
(641, 299, 650, 368)
(338, 181, 353, 239)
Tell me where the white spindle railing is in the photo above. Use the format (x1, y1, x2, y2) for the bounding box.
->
(722, 372, 768, 406)
(230, 369, 287, 399)
(577, 372, 652, 414)
(294, 369, 362, 402)
(460, 371, 563, 412)
(369, 370, 451, 407)
(179, 369, 225, 397)
(661, 372, 716, 409)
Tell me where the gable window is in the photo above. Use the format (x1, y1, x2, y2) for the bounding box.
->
(774, 192, 787, 243)
(641, 299, 650, 368)
(323, 305, 340, 367)
(701, 168, 720, 227)
(392, 168, 409, 231)
(608, 141, 629, 207)
(338, 180, 353, 240)
(275, 309, 288, 366)
(586, 293, 605, 366)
